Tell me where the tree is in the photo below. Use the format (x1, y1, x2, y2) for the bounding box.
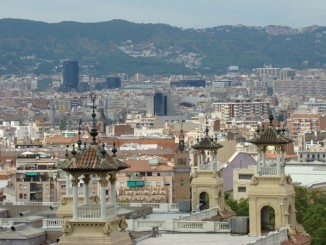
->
(226, 198, 249, 216)
(303, 204, 326, 245)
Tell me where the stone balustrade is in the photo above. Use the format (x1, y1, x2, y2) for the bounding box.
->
(260, 166, 278, 176)
(127, 219, 230, 233)
(78, 205, 115, 219)
(116, 202, 179, 213)
(1, 201, 60, 206)
(199, 163, 218, 170)
(180, 207, 218, 221)
(42, 219, 65, 230)
(246, 228, 287, 245)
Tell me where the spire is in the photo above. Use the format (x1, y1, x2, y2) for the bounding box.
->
(90, 92, 98, 145)
(268, 114, 274, 126)
(100, 143, 107, 158)
(71, 144, 77, 157)
(112, 142, 117, 157)
(205, 115, 209, 137)
(77, 119, 82, 150)
(178, 124, 185, 152)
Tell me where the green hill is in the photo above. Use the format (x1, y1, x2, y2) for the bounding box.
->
(0, 19, 325, 76)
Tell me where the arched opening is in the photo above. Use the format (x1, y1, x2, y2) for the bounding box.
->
(261, 206, 275, 234)
(199, 192, 209, 210)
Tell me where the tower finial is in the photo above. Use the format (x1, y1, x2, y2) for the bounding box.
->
(101, 143, 107, 158)
(179, 123, 185, 152)
(77, 119, 82, 150)
(268, 114, 274, 126)
(205, 115, 209, 137)
(112, 142, 117, 157)
(90, 92, 98, 145)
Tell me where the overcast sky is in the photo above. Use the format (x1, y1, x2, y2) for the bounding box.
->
(1, 0, 326, 28)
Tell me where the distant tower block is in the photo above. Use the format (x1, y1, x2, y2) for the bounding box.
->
(191, 120, 224, 212)
(247, 115, 296, 236)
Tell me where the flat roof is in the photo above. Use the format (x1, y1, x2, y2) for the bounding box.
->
(138, 233, 260, 245)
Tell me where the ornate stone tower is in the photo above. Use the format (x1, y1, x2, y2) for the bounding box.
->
(173, 126, 191, 203)
(57, 93, 132, 245)
(248, 115, 296, 235)
(191, 121, 224, 211)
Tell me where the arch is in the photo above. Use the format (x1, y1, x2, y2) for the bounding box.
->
(199, 192, 209, 210)
(260, 205, 276, 234)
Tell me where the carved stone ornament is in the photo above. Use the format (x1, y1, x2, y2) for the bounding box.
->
(62, 220, 72, 233)
(193, 169, 198, 178)
(103, 221, 113, 234)
(118, 217, 128, 231)
(286, 175, 293, 184)
(60, 197, 67, 205)
(250, 176, 258, 185)
(279, 176, 286, 185)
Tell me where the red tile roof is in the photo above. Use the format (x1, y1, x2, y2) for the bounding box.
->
(58, 144, 130, 173)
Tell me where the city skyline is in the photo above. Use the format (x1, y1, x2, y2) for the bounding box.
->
(1, 0, 326, 28)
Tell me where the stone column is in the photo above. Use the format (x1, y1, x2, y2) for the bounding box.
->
(71, 175, 79, 219)
(276, 146, 281, 176)
(82, 174, 91, 205)
(257, 147, 261, 174)
(99, 175, 108, 219)
(110, 173, 117, 217)
(66, 173, 71, 195)
(262, 146, 266, 167)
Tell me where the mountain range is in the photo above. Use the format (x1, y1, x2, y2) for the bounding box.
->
(0, 18, 325, 76)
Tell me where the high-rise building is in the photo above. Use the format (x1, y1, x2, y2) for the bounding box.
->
(63, 61, 79, 89)
(154, 92, 167, 116)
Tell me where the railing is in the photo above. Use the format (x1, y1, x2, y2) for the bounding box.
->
(260, 165, 286, 176)
(78, 205, 115, 219)
(42, 219, 65, 230)
(246, 228, 287, 245)
(1, 201, 59, 206)
(260, 166, 277, 176)
(180, 207, 218, 221)
(116, 203, 179, 213)
(127, 219, 230, 233)
(199, 163, 217, 170)
(42, 218, 230, 233)
(0, 218, 14, 227)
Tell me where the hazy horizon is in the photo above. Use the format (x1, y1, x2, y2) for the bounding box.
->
(1, 0, 326, 29)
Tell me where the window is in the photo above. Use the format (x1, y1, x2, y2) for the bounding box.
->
(180, 179, 184, 186)
(238, 187, 246, 192)
(178, 158, 187, 165)
(239, 174, 253, 180)
(61, 184, 66, 188)
(19, 194, 23, 199)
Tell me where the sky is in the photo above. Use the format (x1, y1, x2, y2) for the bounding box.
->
(1, 0, 326, 28)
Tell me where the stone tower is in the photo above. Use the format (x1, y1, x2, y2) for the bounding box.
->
(191, 120, 224, 211)
(173, 126, 191, 203)
(57, 93, 132, 245)
(248, 115, 296, 235)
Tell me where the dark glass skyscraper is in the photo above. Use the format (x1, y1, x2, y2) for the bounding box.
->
(63, 61, 79, 89)
(154, 92, 167, 116)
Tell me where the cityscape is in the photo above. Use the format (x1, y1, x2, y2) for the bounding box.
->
(0, 1, 326, 245)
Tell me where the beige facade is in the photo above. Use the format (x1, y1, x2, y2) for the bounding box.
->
(247, 116, 298, 236)
(173, 142, 191, 203)
(248, 175, 296, 235)
(191, 132, 225, 211)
